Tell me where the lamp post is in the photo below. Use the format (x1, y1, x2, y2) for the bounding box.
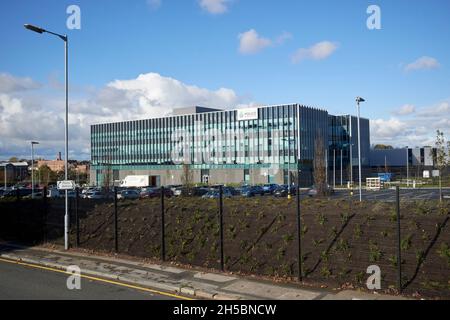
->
(356, 97, 365, 202)
(25, 24, 70, 250)
(349, 116, 353, 187)
(31, 141, 39, 198)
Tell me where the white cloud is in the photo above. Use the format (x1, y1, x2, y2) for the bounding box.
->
(371, 99, 450, 148)
(0, 72, 250, 160)
(146, 0, 161, 10)
(417, 101, 449, 117)
(238, 29, 272, 55)
(404, 56, 440, 72)
(291, 41, 339, 64)
(371, 118, 408, 139)
(199, 0, 230, 14)
(275, 31, 293, 45)
(392, 104, 416, 116)
(0, 73, 41, 93)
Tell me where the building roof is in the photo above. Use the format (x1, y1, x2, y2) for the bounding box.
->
(0, 162, 29, 167)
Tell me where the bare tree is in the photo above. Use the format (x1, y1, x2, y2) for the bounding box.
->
(102, 155, 113, 193)
(313, 133, 327, 196)
(435, 130, 448, 202)
(180, 163, 194, 196)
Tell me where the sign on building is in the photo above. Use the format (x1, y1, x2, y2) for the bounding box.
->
(432, 170, 440, 178)
(57, 180, 76, 191)
(423, 170, 430, 178)
(237, 108, 259, 121)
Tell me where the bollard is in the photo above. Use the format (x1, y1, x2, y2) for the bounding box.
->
(114, 187, 118, 253)
(396, 186, 402, 293)
(219, 185, 224, 271)
(161, 186, 166, 262)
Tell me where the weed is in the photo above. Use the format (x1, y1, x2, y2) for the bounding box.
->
(316, 213, 327, 226)
(312, 238, 324, 247)
(437, 243, 450, 266)
(401, 235, 413, 251)
(340, 212, 350, 225)
(388, 255, 398, 267)
(282, 234, 294, 245)
(369, 241, 382, 262)
(416, 250, 425, 265)
(336, 238, 350, 252)
(320, 266, 332, 278)
(354, 224, 362, 239)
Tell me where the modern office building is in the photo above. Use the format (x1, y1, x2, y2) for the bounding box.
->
(90, 104, 370, 187)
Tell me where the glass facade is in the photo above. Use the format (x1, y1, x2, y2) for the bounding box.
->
(90, 104, 369, 186)
(91, 104, 329, 169)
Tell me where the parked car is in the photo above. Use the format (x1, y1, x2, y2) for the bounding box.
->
(202, 189, 233, 199)
(241, 186, 264, 197)
(273, 185, 297, 197)
(86, 191, 105, 199)
(307, 185, 335, 197)
(140, 187, 174, 199)
(174, 187, 209, 197)
(23, 191, 44, 199)
(262, 184, 278, 195)
(2, 188, 33, 198)
(118, 190, 140, 200)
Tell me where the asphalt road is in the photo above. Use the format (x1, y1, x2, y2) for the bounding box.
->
(0, 259, 180, 300)
(328, 188, 449, 202)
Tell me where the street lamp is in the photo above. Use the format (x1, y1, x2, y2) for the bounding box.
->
(25, 23, 70, 250)
(356, 97, 365, 202)
(31, 141, 39, 198)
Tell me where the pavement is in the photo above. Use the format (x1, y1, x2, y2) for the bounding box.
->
(0, 243, 407, 300)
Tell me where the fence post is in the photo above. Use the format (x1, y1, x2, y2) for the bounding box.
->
(396, 186, 402, 293)
(219, 185, 224, 271)
(42, 186, 47, 243)
(75, 188, 80, 247)
(114, 187, 118, 253)
(161, 186, 166, 262)
(297, 181, 303, 282)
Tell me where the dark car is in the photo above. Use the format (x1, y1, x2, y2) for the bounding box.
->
(2, 188, 33, 198)
(273, 185, 297, 197)
(140, 187, 173, 199)
(241, 186, 264, 197)
(262, 184, 278, 195)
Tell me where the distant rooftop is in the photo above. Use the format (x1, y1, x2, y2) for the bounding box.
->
(0, 162, 28, 167)
(172, 106, 223, 116)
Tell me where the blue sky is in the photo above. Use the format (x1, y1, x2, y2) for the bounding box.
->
(0, 0, 449, 159)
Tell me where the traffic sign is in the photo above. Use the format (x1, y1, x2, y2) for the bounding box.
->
(57, 180, 76, 191)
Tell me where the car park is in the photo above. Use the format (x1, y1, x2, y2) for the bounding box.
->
(86, 191, 105, 199)
(140, 187, 174, 199)
(273, 185, 297, 197)
(118, 190, 140, 200)
(202, 189, 233, 199)
(23, 191, 44, 199)
(262, 184, 278, 195)
(241, 185, 264, 197)
(307, 185, 335, 197)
